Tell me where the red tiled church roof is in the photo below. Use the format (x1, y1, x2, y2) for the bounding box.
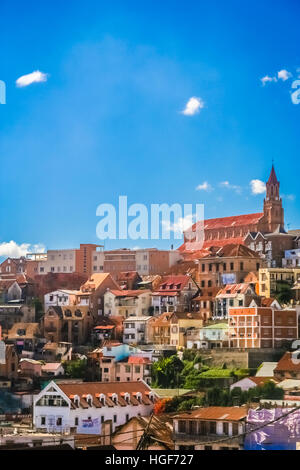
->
(190, 213, 264, 233)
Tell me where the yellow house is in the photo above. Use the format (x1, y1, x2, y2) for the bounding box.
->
(259, 268, 300, 298)
(170, 312, 203, 348)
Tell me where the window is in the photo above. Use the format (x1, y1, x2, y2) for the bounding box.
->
(232, 423, 239, 435)
(126, 414, 129, 422)
(56, 417, 62, 426)
(41, 416, 46, 425)
(223, 422, 229, 435)
(209, 421, 216, 434)
(230, 263, 234, 270)
(113, 415, 117, 423)
(75, 417, 79, 426)
(178, 420, 186, 433)
(240, 262, 244, 271)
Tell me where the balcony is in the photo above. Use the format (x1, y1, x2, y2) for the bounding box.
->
(45, 326, 57, 333)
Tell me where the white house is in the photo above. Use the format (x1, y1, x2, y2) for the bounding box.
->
(33, 380, 157, 435)
(41, 362, 65, 376)
(123, 316, 153, 345)
(230, 376, 274, 392)
(44, 290, 78, 310)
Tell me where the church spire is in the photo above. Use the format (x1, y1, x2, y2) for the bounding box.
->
(262, 164, 284, 232)
(267, 164, 279, 185)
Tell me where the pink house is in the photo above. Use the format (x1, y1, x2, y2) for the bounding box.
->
(19, 359, 42, 377)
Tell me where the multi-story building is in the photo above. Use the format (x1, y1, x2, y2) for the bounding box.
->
(173, 407, 247, 450)
(102, 248, 182, 276)
(88, 344, 152, 384)
(148, 312, 172, 346)
(282, 249, 300, 268)
(0, 304, 35, 331)
(169, 312, 204, 348)
(259, 267, 300, 298)
(44, 289, 79, 310)
(78, 273, 120, 318)
(123, 316, 153, 345)
(33, 380, 157, 434)
(104, 289, 151, 318)
(152, 275, 198, 315)
(0, 257, 27, 276)
(42, 305, 94, 345)
(228, 306, 299, 348)
(214, 283, 258, 319)
(186, 323, 229, 349)
(195, 244, 262, 291)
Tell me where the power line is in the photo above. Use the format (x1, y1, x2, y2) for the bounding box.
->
(178, 405, 300, 446)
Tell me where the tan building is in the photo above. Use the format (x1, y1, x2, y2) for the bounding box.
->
(170, 312, 204, 348)
(274, 352, 300, 381)
(0, 343, 18, 380)
(79, 273, 120, 318)
(173, 407, 247, 450)
(259, 267, 300, 298)
(104, 289, 152, 318)
(42, 305, 94, 345)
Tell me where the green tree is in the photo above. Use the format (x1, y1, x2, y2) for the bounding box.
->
(63, 359, 87, 379)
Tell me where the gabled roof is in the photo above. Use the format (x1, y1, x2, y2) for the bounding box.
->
(56, 380, 155, 408)
(275, 352, 300, 373)
(80, 273, 119, 292)
(191, 213, 264, 233)
(154, 275, 191, 294)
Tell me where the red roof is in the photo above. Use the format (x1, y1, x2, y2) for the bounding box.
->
(155, 275, 190, 294)
(216, 283, 253, 297)
(127, 356, 151, 364)
(176, 406, 247, 421)
(94, 325, 115, 330)
(190, 213, 263, 232)
(275, 352, 300, 373)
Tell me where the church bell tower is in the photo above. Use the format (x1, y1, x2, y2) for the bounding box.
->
(262, 165, 285, 232)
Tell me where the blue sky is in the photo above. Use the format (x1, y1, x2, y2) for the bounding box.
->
(0, 0, 299, 257)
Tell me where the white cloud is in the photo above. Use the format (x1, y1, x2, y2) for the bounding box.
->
(278, 69, 292, 81)
(250, 179, 266, 195)
(162, 214, 196, 235)
(0, 241, 46, 258)
(261, 75, 277, 86)
(282, 194, 296, 201)
(16, 70, 48, 88)
(220, 181, 242, 194)
(182, 96, 204, 116)
(196, 181, 213, 192)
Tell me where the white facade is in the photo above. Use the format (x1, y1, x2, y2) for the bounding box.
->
(282, 249, 300, 268)
(123, 316, 152, 344)
(104, 290, 151, 318)
(33, 380, 155, 435)
(44, 290, 77, 310)
(91, 250, 105, 273)
(37, 250, 76, 275)
(230, 377, 260, 392)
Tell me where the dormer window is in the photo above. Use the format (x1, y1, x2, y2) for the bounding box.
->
(135, 392, 142, 403)
(111, 393, 118, 404)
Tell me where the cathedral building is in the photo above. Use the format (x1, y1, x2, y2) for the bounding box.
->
(180, 166, 297, 267)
